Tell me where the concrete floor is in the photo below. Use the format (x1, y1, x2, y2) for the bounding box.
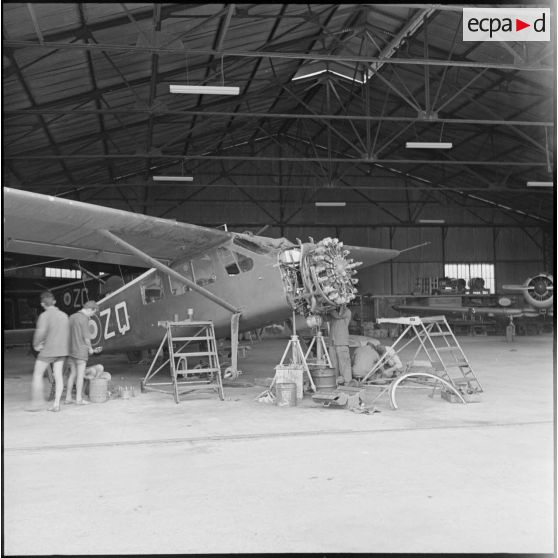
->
(2, 331, 555, 555)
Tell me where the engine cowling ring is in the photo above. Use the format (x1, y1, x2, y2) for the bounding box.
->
(300, 237, 361, 313)
(523, 274, 553, 309)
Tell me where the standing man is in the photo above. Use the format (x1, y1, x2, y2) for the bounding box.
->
(328, 304, 352, 385)
(66, 300, 100, 405)
(29, 291, 69, 412)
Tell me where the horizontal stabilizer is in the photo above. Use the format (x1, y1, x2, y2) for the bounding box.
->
(502, 284, 530, 291)
(344, 245, 400, 269)
(399, 241, 430, 253)
(393, 304, 525, 317)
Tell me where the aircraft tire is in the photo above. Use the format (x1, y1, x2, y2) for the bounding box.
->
(224, 366, 240, 380)
(389, 371, 466, 409)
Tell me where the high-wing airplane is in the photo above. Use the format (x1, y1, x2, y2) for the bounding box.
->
(3, 187, 402, 375)
(393, 273, 554, 321)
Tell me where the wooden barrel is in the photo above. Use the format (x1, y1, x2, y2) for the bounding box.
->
(89, 378, 108, 403)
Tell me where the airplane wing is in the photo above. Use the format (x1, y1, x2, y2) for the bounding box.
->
(393, 303, 525, 317)
(3, 188, 232, 267)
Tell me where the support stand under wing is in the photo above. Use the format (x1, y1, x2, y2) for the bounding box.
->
(99, 229, 238, 313)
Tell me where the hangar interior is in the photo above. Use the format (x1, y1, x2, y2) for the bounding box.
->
(2, 3, 556, 556)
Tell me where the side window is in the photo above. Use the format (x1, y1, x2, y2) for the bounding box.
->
(141, 273, 164, 305)
(218, 247, 240, 276)
(192, 254, 217, 286)
(234, 251, 253, 273)
(170, 261, 194, 295)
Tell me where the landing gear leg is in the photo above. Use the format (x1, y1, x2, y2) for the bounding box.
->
(224, 313, 242, 380)
(505, 319, 515, 343)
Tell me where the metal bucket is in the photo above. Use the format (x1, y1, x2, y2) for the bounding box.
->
(310, 368, 336, 391)
(89, 378, 108, 403)
(275, 382, 297, 407)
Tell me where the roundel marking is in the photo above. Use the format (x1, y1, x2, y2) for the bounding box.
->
(89, 315, 102, 346)
(62, 291, 72, 307)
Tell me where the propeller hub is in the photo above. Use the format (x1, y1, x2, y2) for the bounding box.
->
(524, 274, 553, 308)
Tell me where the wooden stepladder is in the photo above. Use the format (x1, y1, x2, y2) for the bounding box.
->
(362, 315, 482, 400)
(141, 320, 224, 404)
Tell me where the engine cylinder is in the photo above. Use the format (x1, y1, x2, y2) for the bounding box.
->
(278, 237, 361, 316)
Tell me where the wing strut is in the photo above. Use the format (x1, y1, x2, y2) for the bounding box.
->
(99, 229, 240, 314)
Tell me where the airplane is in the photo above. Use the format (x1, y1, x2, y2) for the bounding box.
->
(393, 273, 554, 324)
(3, 187, 404, 377)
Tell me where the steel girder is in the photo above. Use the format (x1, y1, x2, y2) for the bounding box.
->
(2, 3, 554, 227)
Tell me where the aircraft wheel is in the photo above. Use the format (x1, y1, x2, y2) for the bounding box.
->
(389, 372, 466, 410)
(224, 366, 240, 380)
(126, 350, 143, 363)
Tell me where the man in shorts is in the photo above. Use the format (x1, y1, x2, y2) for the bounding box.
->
(65, 300, 100, 405)
(29, 291, 70, 412)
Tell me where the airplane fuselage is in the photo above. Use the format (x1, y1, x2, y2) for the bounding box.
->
(89, 239, 291, 353)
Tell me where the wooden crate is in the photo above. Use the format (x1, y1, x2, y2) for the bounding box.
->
(274, 366, 304, 399)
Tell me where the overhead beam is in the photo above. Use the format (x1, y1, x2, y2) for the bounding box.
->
(367, 8, 433, 76)
(3, 40, 553, 71)
(6, 154, 548, 166)
(143, 4, 164, 215)
(18, 181, 554, 193)
(78, 4, 128, 209)
(3, 48, 76, 185)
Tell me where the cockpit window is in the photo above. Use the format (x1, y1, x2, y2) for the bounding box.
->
(192, 254, 217, 286)
(233, 236, 270, 255)
(235, 252, 253, 272)
(141, 272, 164, 304)
(217, 248, 240, 276)
(218, 248, 254, 275)
(169, 261, 194, 295)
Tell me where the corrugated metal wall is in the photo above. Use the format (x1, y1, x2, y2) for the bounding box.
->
(353, 226, 545, 295)
(147, 192, 547, 296)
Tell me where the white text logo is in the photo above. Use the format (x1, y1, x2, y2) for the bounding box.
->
(463, 8, 550, 42)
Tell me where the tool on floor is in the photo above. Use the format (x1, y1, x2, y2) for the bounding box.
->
(361, 316, 482, 407)
(312, 386, 376, 414)
(141, 320, 224, 404)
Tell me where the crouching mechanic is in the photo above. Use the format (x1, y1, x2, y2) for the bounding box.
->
(65, 300, 100, 405)
(328, 304, 352, 385)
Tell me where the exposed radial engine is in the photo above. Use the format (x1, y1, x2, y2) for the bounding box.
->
(502, 273, 554, 314)
(278, 237, 362, 319)
(521, 273, 553, 309)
